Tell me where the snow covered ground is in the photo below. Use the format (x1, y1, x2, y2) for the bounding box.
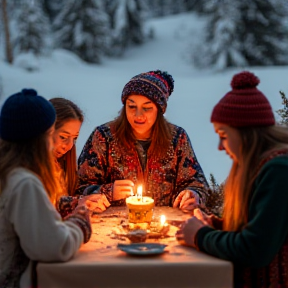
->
(1, 12, 288, 184)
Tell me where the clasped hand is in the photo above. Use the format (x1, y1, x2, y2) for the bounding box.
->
(173, 190, 200, 212)
(176, 208, 212, 247)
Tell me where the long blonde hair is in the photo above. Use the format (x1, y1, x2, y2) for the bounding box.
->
(49, 98, 84, 196)
(223, 125, 288, 231)
(112, 106, 173, 158)
(0, 130, 59, 204)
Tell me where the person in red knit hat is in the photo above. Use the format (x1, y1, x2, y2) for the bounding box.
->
(176, 71, 288, 287)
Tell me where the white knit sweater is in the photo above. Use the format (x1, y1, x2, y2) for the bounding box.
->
(0, 168, 83, 288)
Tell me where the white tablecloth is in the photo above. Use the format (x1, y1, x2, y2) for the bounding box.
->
(37, 206, 233, 288)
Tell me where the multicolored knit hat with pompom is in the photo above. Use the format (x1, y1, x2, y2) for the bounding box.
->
(210, 71, 275, 127)
(121, 70, 174, 114)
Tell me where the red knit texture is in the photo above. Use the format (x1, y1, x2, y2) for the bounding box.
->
(211, 71, 275, 127)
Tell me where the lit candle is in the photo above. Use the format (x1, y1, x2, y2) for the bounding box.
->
(160, 215, 166, 227)
(137, 185, 142, 202)
(126, 185, 154, 224)
(159, 214, 169, 234)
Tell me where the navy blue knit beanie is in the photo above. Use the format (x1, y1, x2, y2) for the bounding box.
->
(0, 89, 56, 141)
(121, 70, 174, 114)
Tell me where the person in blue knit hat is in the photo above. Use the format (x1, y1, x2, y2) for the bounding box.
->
(76, 70, 209, 213)
(0, 89, 91, 288)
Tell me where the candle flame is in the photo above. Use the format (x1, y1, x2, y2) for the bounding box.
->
(137, 185, 142, 201)
(137, 186, 142, 195)
(160, 215, 166, 226)
(137, 185, 142, 196)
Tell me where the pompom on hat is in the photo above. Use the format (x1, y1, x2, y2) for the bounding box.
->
(0, 89, 56, 141)
(210, 71, 275, 127)
(121, 70, 174, 114)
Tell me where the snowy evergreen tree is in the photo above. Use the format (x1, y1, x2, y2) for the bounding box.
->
(239, 0, 288, 66)
(150, 0, 166, 17)
(144, 0, 186, 17)
(156, 0, 186, 16)
(142, 0, 160, 18)
(106, 0, 146, 56)
(42, 0, 63, 22)
(276, 91, 288, 125)
(192, 0, 246, 70)
(102, 0, 118, 29)
(184, 0, 206, 13)
(205, 173, 224, 217)
(193, 0, 288, 70)
(13, 0, 51, 57)
(53, 0, 109, 64)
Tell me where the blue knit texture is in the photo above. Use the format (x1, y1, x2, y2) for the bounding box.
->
(0, 89, 56, 141)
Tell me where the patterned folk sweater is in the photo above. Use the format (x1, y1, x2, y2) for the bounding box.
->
(76, 122, 209, 207)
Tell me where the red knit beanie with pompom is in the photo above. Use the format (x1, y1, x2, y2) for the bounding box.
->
(210, 71, 275, 127)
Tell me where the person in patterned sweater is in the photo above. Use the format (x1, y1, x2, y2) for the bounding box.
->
(177, 71, 288, 287)
(76, 70, 209, 213)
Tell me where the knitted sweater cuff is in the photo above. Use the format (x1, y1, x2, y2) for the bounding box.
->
(64, 212, 92, 243)
(195, 226, 215, 251)
(57, 196, 79, 218)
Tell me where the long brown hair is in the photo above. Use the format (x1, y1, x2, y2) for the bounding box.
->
(113, 106, 173, 158)
(49, 98, 84, 196)
(0, 130, 59, 204)
(223, 125, 288, 231)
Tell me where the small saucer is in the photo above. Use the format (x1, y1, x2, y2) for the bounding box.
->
(117, 243, 167, 256)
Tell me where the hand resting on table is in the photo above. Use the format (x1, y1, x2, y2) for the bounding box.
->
(78, 194, 111, 213)
(173, 190, 200, 213)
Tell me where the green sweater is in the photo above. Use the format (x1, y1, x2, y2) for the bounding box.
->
(197, 156, 288, 268)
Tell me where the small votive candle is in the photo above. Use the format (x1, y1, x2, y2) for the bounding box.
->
(160, 215, 166, 228)
(126, 185, 154, 224)
(159, 214, 169, 235)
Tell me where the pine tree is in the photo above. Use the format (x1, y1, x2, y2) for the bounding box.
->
(42, 0, 63, 22)
(194, 0, 288, 70)
(13, 0, 50, 57)
(107, 0, 146, 56)
(209, 173, 219, 192)
(151, 0, 166, 17)
(158, 0, 186, 15)
(124, 0, 145, 44)
(102, 0, 118, 29)
(184, 0, 207, 13)
(192, 0, 247, 70)
(142, 0, 159, 18)
(53, 0, 109, 64)
(204, 173, 224, 217)
(239, 0, 288, 66)
(276, 91, 288, 125)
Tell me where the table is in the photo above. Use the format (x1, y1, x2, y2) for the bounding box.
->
(37, 206, 233, 288)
